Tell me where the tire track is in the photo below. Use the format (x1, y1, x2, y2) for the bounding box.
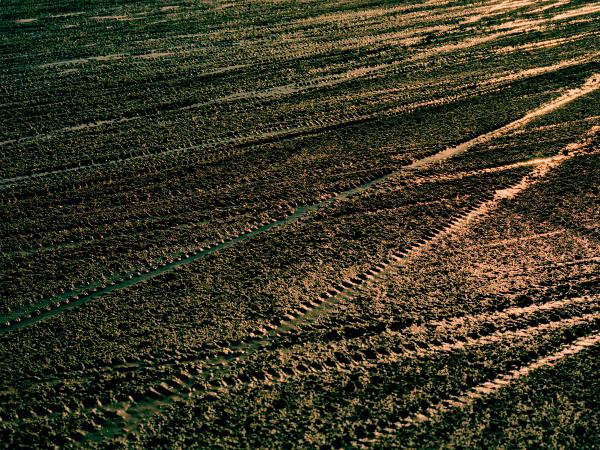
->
(553, 3, 600, 21)
(2, 0, 584, 92)
(4, 1, 600, 446)
(383, 155, 565, 191)
(22, 0, 514, 71)
(0, 171, 392, 333)
(3, 89, 597, 330)
(79, 308, 600, 445)
(74, 133, 597, 440)
(0, 163, 499, 333)
(358, 327, 600, 446)
(495, 32, 600, 56)
(3, 31, 594, 176)
(1, 64, 592, 188)
(69, 160, 566, 438)
(279, 313, 600, 386)
(0, 77, 503, 184)
(405, 74, 600, 170)
(429, 295, 600, 331)
(505, 257, 600, 277)
(479, 230, 567, 248)
(7, 281, 596, 425)
(257, 152, 575, 338)
(0, 101, 404, 186)
(25, 290, 600, 389)
(17, 278, 600, 390)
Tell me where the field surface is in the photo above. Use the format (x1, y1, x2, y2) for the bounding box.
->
(1, 0, 600, 448)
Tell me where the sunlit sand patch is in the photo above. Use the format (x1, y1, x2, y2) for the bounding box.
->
(365, 2, 500, 32)
(106, 0, 497, 60)
(459, 0, 551, 24)
(91, 15, 145, 21)
(175, 62, 392, 111)
(491, 17, 546, 32)
(91, 15, 128, 20)
(182, 0, 540, 71)
(483, 53, 600, 85)
(64, 116, 140, 132)
(49, 12, 84, 18)
(294, 4, 418, 25)
(553, 3, 600, 20)
(409, 30, 522, 62)
(563, 125, 600, 152)
(485, 5, 593, 32)
(529, 0, 571, 14)
(495, 32, 598, 54)
(333, 30, 428, 50)
(433, 295, 599, 330)
(235, 21, 447, 70)
(567, 17, 595, 25)
(40, 48, 188, 68)
(486, 0, 541, 13)
(286, 0, 523, 40)
(136, 51, 175, 59)
(295, 1, 452, 26)
(460, 13, 487, 25)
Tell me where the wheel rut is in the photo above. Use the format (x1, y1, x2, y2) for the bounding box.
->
(358, 327, 600, 446)
(3, 82, 597, 333)
(75, 146, 591, 443)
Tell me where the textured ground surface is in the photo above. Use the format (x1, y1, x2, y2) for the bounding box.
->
(1, 0, 600, 448)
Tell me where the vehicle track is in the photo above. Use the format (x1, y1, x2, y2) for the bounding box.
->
(0, 158, 572, 425)
(506, 257, 600, 277)
(382, 155, 565, 191)
(3, 0, 589, 89)
(479, 230, 567, 248)
(248, 151, 578, 343)
(71, 136, 598, 442)
(2, 52, 596, 185)
(18, 0, 528, 72)
(4, 93, 596, 331)
(0, 81, 508, 185)
(3, 1, 600, 446)
(405, 74, 600, 170)
(0, 171, 391, 332)
(24, 290, 600, 389)
(68, 156, 572, 436)
(358, 327, 600, 446)
(79, 309, 600, 444)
